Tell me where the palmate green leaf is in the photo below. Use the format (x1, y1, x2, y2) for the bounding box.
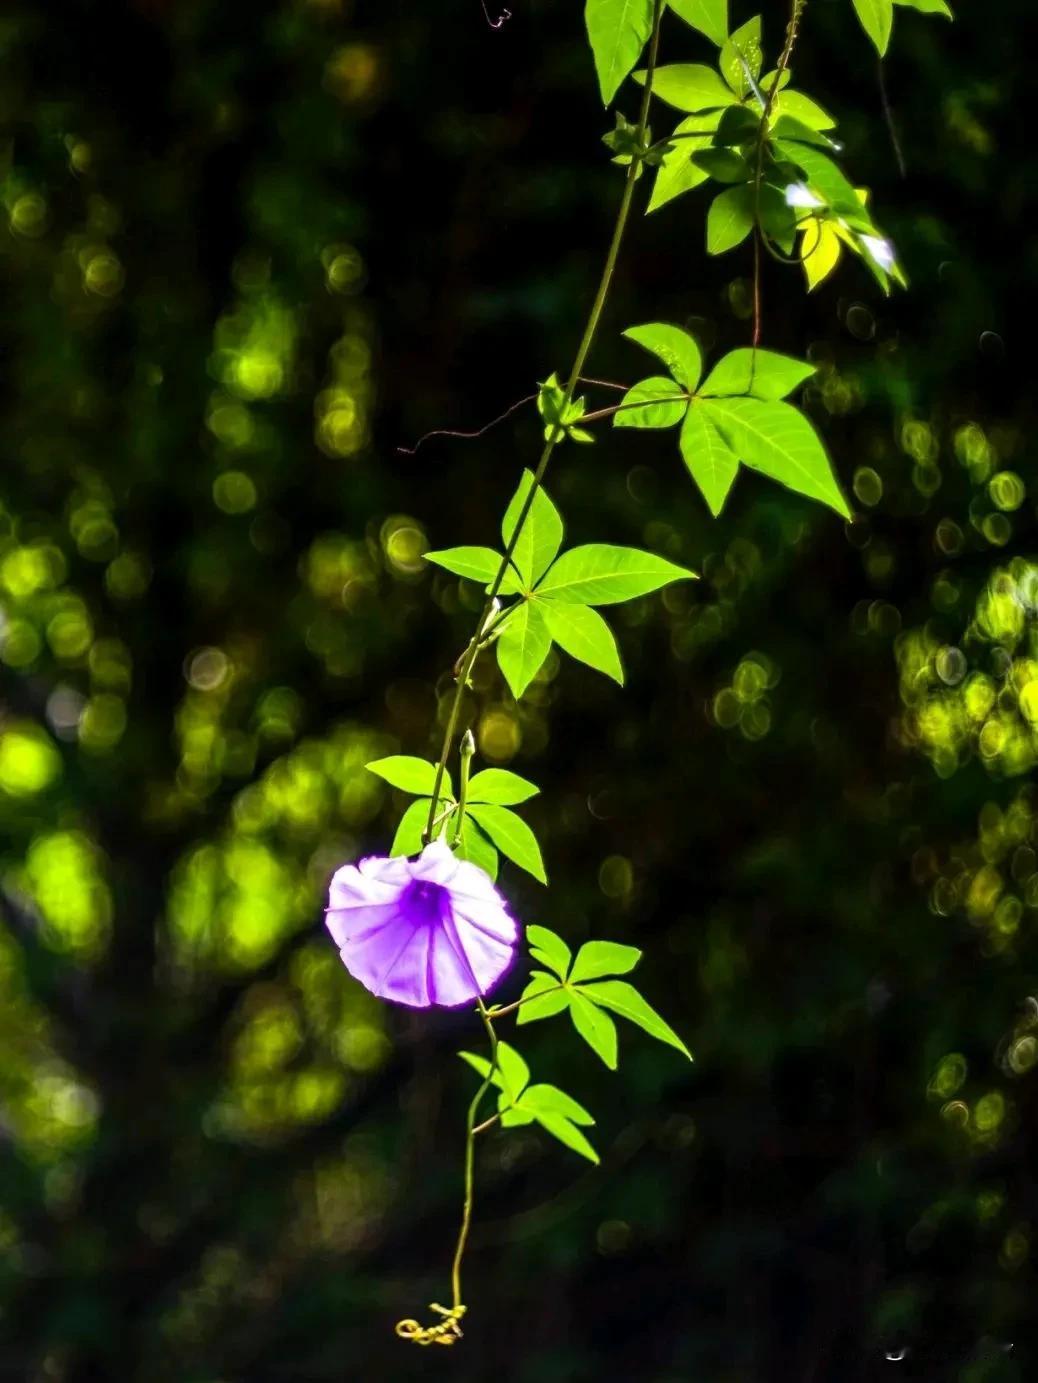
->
(367, 755, 450, 798)
(501, 470, 564, 589)
(467, 768, 539, 806)
(496, 599, 552, 699)
(424, 545, 522, 595)
(569, 990, 619, 1069)
(647, 116, 716, 213)
(542, 601, 624, 685)
(639, 63, 734, 113)
(468, 803, 547, 883)
(516, 970, 570, 1023)
(580, 979, 693, 1059)
(770, 114, 839, 152)
(585, 0, 655, 105)
(680, 404, 739, 516)
(569, 939, 642, 983)
(666, 0, 728, 45)
(719, 15, 762, 98)
(700, 348, 816, 401)
(390, 798, 434, 856)
(706, 184, 754, 255)
(530, 1108, 600, 1164)
(615, 376, 688, 430)
(851, 0, 893, 52)
(623, 322, 702, 390)
(700, 396, 850, 518)
(526, 924, 572, 979)
(456, 816, 498, 880)
(536, 544, 695, 605)
(521, 1083, 595, 1126)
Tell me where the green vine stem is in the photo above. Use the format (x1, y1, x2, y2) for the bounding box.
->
(398, 0, 666, 1346)
(422, 0, 665, 845)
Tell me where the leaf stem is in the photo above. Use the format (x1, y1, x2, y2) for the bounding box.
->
(486, 983, 564, 1021)
(422, 0, 664, 842)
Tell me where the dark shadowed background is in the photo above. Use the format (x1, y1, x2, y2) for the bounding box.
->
(1, 1, 1037, 1379)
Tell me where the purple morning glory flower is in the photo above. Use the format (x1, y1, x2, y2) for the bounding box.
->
(325, 841, 518, 1008)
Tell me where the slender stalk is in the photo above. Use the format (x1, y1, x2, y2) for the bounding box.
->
(450, 999, 499, 1310)
(423, 0, 665, 842)
(450, 730, 476, 845)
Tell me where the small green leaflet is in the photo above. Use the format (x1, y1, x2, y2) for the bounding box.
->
(707, 184, 754, 255)
(623, 322, 702, 390)
(515, 926, 693, 1068)
(424, 545, 523, 595)
(699, 348, 816, 401)
(666, 0, 727, 45)
(542, 603, 624, 685)
(367, 755, 450, 798)
(719, 16, 762, 99)
(699, 396, 851, 518)
(502, 469, 564, 590)
(459, 1040, 599, 1163)
(536, 545, 694, 605)
(648, 63, 734, 113)
(615, 377, 688, 429)
(680, 404, 739, 516)
(647, 115, 716, 215)
(468, 802, 547, 884)
(537, 373, 593, 445)
(894, 0, 951, 13)
(467, 768, 539, 805)
(497, 598, 552, 700)
(585, 0, 654, 106)
(851, 0, 893, 52)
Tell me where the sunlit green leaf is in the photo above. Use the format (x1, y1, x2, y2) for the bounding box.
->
(666, 0, 728, 45)
(585, 0, 655, 105)
(501, 470, 564, 588)
(894, 0, 951, 14)
(679, 403, 739, 516)
(541, 601, 624, 685)
(775, 141, 870, 223)
(459, 1050, 502, 1088)
(614, 376, 688, 430)
(700, 396, 850, 518)
(367, 755, 449, 797)
(719, 16, 762, 97)
(496, 599, 552, 700)
(468, 804, 547, 883)
(499, 1106, 536, 1127)
(536, 544, 695, 605)
(526, 924, 572, 979)
(772, 89, 836, 131)
(638, 63, 734, 113)
(456, 817, 499, 880)
(531, 1108, 600, 1163)
(706, 184, 754, 255)
(390, 798, 434, 857)
(579, 979, 692, 1058)
(647, 117, 715, 213)
(521, 1082, 596, 1126)
(700, 348, 816, 400)
(569, 990, 619, 1068)
(516, 971, 570, 1024)
(424, 546, 522, 594)
(569, 939, 643, 983)
(494, 1040, 531, 1104)
(623, 322, 703, 390)
(467, 768, 539, 806)
(852, 0, 893, 52)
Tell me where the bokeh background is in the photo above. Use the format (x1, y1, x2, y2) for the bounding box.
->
(1, 1, 1036, 1378)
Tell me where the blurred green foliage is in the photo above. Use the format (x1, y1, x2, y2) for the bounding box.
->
(1, 1, 1036, 1379)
